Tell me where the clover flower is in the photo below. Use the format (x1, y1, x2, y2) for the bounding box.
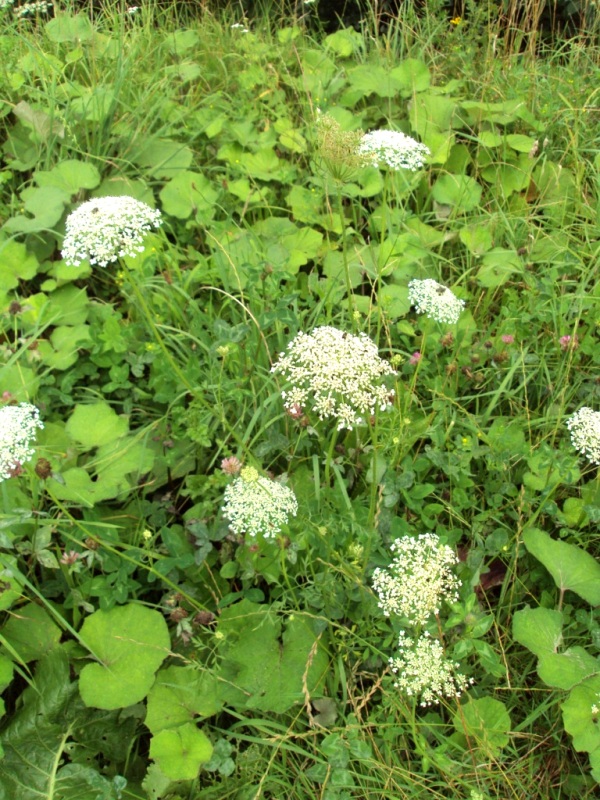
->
(389, 631, 472, 706)
(408, 279, 465, 325)
(272, 326, 396, 431)
(566, 407, 600, 466)
(0, 403, 43, 481)
(222, 466, 298, 539)
(372, 533, 460, 625)
(357, 130, 430, 172)
(62, 196, 162, 268)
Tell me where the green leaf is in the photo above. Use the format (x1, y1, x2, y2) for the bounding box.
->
(159, 171, 218, 222)
(35, 159, 101, 194)
(79, 604, 170, 709)
(431, 174, 482, 213)
(145, 666, 222, 734)
(0, 239, 39, 291)
(476, 248, 523, 288)
(0, 655, 13, 691)
(538, 647, 600, 690)
(459, 224, 493, 256)
(347, 65, 397, 98)
(562, 675, 600, 752)
(324, 28, 363, 58)
(45, 12, 95, 42)
(0, 648, 78, 799)
(453, 696, 511, 756)
(506, 133, 538, 153)
(66, 402, 129, 449)
(149, 722, 213, 781)
(54, 764, 115, 800)
(130, 138, 194, 179)
(523, 528, 600, 605)
(389, 59, 431, 96)
(512, 607, 563, 657)
(216, 601, 328, 713)
(4, 185, 69, 233)
(0, 602, 62, 663)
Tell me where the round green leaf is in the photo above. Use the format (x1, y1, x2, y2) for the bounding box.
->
(79, 604, 170, 710)
(1, 603, 61, 663)
(159, 171, 218, 221)
(66, 402, 128, 449)
(454, 697, 511, 756)
(146, 666, 222, 734)
(562, 676, 600, 752)
(149, 723, 213, 780)
(390, 58, 431, 96)
(431, 174, 482, 213)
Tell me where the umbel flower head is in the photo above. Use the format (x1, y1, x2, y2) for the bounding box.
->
(390, 631, 473, 707)
(372, 533, 460, 625)
(62, 196, 162, 267)
(0, 403, 43, 481)
(408, 279, 465, 325)
(358, 129, 430, 172)
(566, 407, 600, 466)
(315, 113, 369, 182)
(272, 326, 396, 431)
(222, 466, 298, 539)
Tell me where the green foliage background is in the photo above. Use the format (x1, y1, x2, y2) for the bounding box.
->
(0, 1, 599, 798)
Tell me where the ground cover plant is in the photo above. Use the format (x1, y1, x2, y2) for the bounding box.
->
(0, 1, 599, 798)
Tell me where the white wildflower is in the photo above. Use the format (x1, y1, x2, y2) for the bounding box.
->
(358, 130, 430, 172)
(272, 326, 396, 431)
(566, 407, 600, 466)
(408, 278, 465, 325)
(0, 403, 43, 481)
(222, 466, 298, 539)
(13, 0, 51, 16)
(372, 533, 460, 625)
(231, 22, 249, 32)
(389, 631, 473, 706)
(62, 196, 162, 268)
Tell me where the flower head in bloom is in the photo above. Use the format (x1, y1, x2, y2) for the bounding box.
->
(566, 407, 600, 466)
(357, 130, 430, 172)
(221, 456, 242, 476)
(222, 467, 298, 539)
(408, 279, 465, 325)
(0, 403, 43, 481)
(501, 334, 515, 345)
(62, 196, 162, 268)
(409, 351, 422, 366)
(272, 326, 396, 431)
(559, 334, 579, 351)
(372, 533, 460, 625)
(390, 631, 473, 706)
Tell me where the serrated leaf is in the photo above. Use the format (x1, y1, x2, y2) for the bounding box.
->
(390, 58, 431, 96)
(159, 171, 218, 221)
(79, 604, 170, 710)
(35, 159, 101, 194)
(149, 723, 213, 781)
(453, 696, 511, 756)
(0, 239, 39, 291)
(66, 402, 129, 449)
(146, 666, 221, 734)
(431, 173, 482, 213)
(523, 528, 600, 605)
(45, 12, 95, 42)
(538, 647, 600, 690)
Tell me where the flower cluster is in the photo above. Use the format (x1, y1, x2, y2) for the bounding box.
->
(390, 632, 473, 707)
(0, 403, 43, 481)
(566, 407, 600, 466)
(316, 113, 369, 182)
(62, 196, 162, 268)
(357, 130, 430, 172)
(372, 533, 460, 625)
(408, 279, 465, 325)
(272, 326, 396, 431)
(222, 466, 298, 539)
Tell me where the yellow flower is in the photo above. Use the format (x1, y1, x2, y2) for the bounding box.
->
(450, 16, 461, 25)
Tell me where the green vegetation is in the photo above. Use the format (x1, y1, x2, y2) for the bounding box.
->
(0, 2, 599, 798)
